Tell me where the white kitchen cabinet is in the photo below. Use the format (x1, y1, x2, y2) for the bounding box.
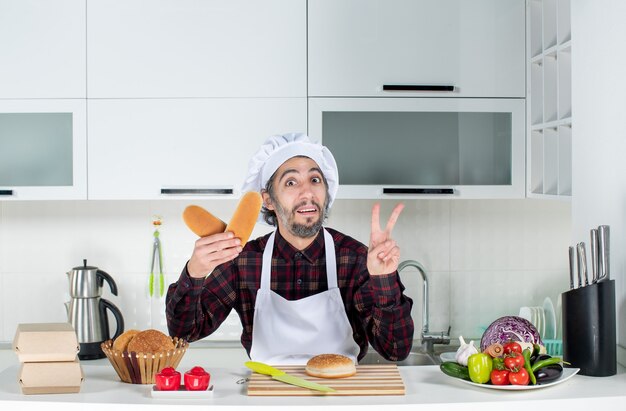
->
(308, 0, 525, 98)
(0, 99, 87, 200)
(87, 0, 306, 98)
(87, 98, 307, 200)
(309, 98, 526, 199)
(527, 0, 572, 198)
(0, 0, 86, 98)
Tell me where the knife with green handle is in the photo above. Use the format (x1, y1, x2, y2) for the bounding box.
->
(244, 361, 335, 393)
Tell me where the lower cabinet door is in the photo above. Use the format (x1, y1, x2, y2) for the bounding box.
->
(87, 98, 307, 200)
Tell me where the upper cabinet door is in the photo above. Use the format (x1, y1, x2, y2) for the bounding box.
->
(308, 0, 525, 98)
(0, 99, 87, 200)
(87, 98, 307, 200)
(87, 0, 306, 98)
(0, 0, 86, 98)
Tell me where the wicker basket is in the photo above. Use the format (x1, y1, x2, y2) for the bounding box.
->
(101, 337, 188, 384)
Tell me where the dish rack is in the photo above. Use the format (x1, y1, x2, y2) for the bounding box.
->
(543, 339, 563, 357)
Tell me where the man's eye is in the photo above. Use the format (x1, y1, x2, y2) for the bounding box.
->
(285, 180, 296, 187)
(311, 177, 321, 183)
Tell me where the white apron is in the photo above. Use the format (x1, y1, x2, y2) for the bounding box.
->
(249, 228, 360, 365)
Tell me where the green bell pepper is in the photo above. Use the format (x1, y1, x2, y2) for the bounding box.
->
(467, 353, 493, 384)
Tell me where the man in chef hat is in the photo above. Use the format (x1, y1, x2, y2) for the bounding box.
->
(166, 133, 414, 365)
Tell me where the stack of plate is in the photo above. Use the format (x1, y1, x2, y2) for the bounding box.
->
(518, 297, 557, 340)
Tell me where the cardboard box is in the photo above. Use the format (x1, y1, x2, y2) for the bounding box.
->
(13, 323, 80, 363)
(18, 360, 84, 395)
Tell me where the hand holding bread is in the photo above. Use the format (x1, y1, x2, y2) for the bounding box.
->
(183, 191, 263, 279)
(187, 231, 243, 278)
(183, 205, 227, 238)
(224, 191, 263, 246)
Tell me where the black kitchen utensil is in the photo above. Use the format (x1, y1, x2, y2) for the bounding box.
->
(561, 280, 616, 376)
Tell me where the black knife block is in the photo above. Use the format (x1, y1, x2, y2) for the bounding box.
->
(561, 280, 616, 376)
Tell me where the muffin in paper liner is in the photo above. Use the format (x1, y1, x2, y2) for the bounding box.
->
(101, 337, 188, 384)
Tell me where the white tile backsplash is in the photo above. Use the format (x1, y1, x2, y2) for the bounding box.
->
(0, 199, 571, 343)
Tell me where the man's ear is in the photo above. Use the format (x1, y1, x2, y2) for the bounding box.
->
(261, 190, 275, 211)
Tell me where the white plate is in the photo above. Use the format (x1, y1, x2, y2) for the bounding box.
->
(518, 306, 532, 322)
(543, 297, 557, 339)
(440, 352, 457, 362)
(150, 385, 214, 398)
(447, 368, 579, 391)
(556, 294, 562, 339)
(531, 307, 539, 332)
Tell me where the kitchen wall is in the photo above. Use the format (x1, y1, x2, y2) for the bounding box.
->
(572, 0, 626, 366)
(0, 199, 571, 344)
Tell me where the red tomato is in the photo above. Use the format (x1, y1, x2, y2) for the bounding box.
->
(490, 369, 510, 385)
(504, 352, 525, 370)
(508, 368, 530, 385)
(503, 342, 523, 355)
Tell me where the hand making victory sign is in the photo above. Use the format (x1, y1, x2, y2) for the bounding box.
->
(367, 203, 405, 276)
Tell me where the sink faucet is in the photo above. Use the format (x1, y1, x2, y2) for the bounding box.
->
(398, 260, 450, 353)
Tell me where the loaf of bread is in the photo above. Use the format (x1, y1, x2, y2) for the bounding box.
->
(112, 329, 140, 352)
(126, 329, 175, 354)
(183, 205, 227, 237)
(224, 191, 263, 245)
(305, 354, 357, 378)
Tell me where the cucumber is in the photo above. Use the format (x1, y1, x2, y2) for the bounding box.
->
(440, 361, 471, 380)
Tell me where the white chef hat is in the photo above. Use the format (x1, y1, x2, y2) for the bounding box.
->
(241, 132, 339, 210)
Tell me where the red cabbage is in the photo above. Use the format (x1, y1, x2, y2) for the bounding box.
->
(480, 316, 543, 352)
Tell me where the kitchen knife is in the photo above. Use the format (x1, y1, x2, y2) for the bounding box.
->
(244, 361, 336, 393)
(576, 242, 588, 287)
(590, 229, 599, 283)
(568, 246, 576, 289)
(597, 225, 610, 281)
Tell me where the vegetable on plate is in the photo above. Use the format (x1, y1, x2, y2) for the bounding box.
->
(480, 316, 543, 352)
(534, 363, 564, 384)
(508, 367, 530, 385)
(467, 353, 493, 384)
(502, 342, 522, 355)
(489, 358, 510, 385)
(503, 352, 525, 370)
(484, 343, 503, 358)
(455, 336, 479, 366)
(522, 348, 537, 385)
(531, 355, 564, 373)
(440, 361, 471, 381)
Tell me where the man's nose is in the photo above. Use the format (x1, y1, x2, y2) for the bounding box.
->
(298, 181, 315, 199)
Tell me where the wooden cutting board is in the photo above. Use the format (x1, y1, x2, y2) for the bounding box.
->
(247, 364, 405, 396)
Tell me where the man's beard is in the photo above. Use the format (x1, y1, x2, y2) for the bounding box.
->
(274, 199, 327, 238)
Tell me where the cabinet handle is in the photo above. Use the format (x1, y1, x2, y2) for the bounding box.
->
(160, 188, 234, 195)
(383, 188, 454, 195)
(382, 84, 455, 92)
(0, 189, 14, 196)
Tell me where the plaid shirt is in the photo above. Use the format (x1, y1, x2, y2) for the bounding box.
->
(166, 227, 414, 361)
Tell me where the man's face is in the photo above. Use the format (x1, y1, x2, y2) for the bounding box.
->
(264, 156, 329, 238)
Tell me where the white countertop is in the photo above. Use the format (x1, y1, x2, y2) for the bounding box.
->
(1, 347, 625, 411)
